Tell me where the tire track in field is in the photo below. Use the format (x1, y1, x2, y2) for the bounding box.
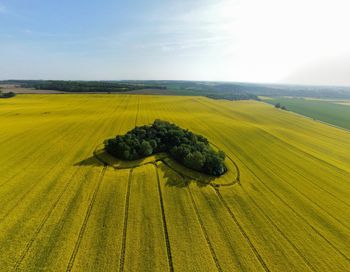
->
(19, 96, 127, 270)
(239, 186, 317, 272)
(0, 122, 78, 189)
(196, 97, 350, 176)
(226, 131, 350, 247)
(0, 96, 92, 147)
(12, 165, 86, 271)
(227, 126, 350, 233)
(0, 96, 125, 220)
(0, 121, 53, 146)
(141, 105, 232, 270)
(265, 158, 350, 233)
(254, 128, 350, 207)
(283, 163, 350, 209)
(213, 187, 270, 272)
(187, 187, 222, 272)
(175, 103, 350, 267)
(175, 103, 350, 244)
(66, 165, 107, 272)
(163, 103, 314, 271)
(0, 161, 60, 223)
(261, 125, 350, 176)
(119, 168, 133, 272)
(239, 158, 350, 263)
(0, 96, 112, 189)
(212, 128, 350, 263)
(154, 163, 174, 272)
(214, 125, 350, 235)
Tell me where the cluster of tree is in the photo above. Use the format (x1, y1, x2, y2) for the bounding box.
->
(275, 103, 287, 110)
(14, 80, 166, 93)
(0, 90, 16, 98)
(105, 120, 227, 176)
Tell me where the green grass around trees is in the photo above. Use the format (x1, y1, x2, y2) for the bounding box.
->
(105, 120, 227, 176)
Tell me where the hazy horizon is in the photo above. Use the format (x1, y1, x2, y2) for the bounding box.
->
(1, 0, 349, 86)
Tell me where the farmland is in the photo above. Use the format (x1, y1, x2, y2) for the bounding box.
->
(0, 94, 350, 271)
(263, 97, 350, 130)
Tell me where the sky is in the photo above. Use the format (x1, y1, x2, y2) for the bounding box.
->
(0, 0, 349, 85)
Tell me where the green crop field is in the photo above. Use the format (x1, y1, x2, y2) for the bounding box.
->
(1, 94, 350, 271)
(263, 97, 350, 130)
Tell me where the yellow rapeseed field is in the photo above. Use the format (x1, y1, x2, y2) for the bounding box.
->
(0, 94, 350, 271)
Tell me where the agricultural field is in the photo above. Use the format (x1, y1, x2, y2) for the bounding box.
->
(263, 97, 350, 130)
(0, 94, 350, 271)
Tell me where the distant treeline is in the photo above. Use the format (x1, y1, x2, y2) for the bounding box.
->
(122, 80, 259, 100)
(206, 93, 257, 100)
(2, 80, 349, 100)
(106, 120, 227, 176)
(19, 80, 166, 93)
(123, 80, 350, 99)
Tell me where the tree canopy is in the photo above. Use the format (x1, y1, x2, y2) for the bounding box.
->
(19, 80, 166, 93)
(0, 90, 16, 98)
(105, 120, 227, 176)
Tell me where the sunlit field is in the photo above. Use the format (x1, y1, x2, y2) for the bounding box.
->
(1, 94, 350, 271)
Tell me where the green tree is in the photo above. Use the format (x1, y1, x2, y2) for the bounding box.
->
(184, 151, 205, 171)
(139, 140, 153, 156)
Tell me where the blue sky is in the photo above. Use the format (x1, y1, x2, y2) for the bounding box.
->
(1, 0, 350, 85)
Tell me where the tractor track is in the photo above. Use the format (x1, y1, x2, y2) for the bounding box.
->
(66, 165, 107, 272)
(187, 186, 222, 272)
(118, 168, 133, 272)
(213, 187, 270, 272)
(239, 158, 350, 263)
(12, 165, 86, 271)
(154, 163, 174, 272)
(239, 185, 317, 272)
(0, 160, 61, 224)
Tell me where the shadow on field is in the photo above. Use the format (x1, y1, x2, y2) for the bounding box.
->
(74, 156, 104, 167)
(158, 163, 212, 188)
(75, 152, 214, 189)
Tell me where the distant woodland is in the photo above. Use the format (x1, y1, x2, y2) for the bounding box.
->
(2, 80, 350, 100)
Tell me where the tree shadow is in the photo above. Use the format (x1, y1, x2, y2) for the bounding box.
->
(158, 162, 213, 188)
(75, 148, 219, 188)
(74, 156, 104, 167)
